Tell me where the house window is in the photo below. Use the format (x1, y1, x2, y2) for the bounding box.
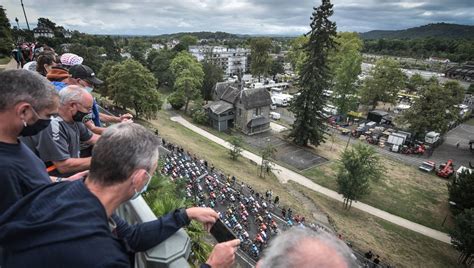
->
(254, 107, 261, 116)
(238, 109, 242, 116)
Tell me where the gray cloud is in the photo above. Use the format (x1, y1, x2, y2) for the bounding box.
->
(2, 0, 473, 35)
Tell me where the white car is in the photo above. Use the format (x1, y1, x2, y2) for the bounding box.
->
(269, 112, 281, 120)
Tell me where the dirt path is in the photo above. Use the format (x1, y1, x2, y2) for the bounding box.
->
(170, 115, 452, 244)
(0, 58, 19, 70)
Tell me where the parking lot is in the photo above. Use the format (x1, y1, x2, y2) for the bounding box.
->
(243, 131, 328, 171)
(430, 123, 474, 168)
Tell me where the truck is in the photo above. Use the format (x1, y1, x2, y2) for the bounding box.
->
(425, 131, 441, 145)
(387, 132, 410, 152)
(271, 95, 289, 107)
(271, 93, 293, 107)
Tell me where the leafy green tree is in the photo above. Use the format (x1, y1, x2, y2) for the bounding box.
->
(147, 177, 213, 266)
(400, 82, 461, 136)
(228, 136, 243, 161)
(468, 84, 474, 95)
(444, 80, 465, 104)
(107, 59, 162, 119)
(174, 69, 204, 113)
(407, 73, 425, 92)
(202, 61, 224, 101)
(37, 17, 56, 31)
(170, 51, 203, 79)
(448, 170, 474, 215)
(330, 32, 363, 116)
(249, 38, 272, 81)
(103, 35, 122, 61)
(168, 92, 185, 110)
(450, 208, 474, 265)
(97, 60, 119, 97)
(191, 108, 208, 125)
(170, 52, 204, 113)
(260, 144, 277, 178)
(269, 58, 285, 81)
(126, 39, 149, 64)
(179, 35, 198, 50)
(0, 6, 13, 57)
(337, 144, 384, 209)
(286, 35, 308, 75)
(359, 58, 406, 109)
(68, 43, 104, 74)
(289, 0, 337, 147)
(147, 49, 177, 88)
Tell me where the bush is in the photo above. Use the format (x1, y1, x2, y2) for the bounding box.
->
(192, 108, 208, 125)
(468, 84, 474, 95)
(168, 92, 185, 110)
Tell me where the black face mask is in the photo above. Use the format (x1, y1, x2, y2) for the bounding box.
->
(72, 110, 89, 122)
(20, 118, 51, 136)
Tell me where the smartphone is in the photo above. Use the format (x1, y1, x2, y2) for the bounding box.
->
(210, 219, 237, 243)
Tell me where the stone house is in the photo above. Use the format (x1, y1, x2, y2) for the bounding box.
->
(205, 81, 272, 135)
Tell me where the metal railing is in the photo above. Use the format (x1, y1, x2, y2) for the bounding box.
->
(115, 196, 192, 268)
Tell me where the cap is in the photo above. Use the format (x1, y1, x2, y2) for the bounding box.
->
(60, 53, 83, 66)
(69, 64, 103, 85)
(23, 61, 37, 72)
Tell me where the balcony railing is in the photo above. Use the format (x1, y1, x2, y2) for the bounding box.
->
(115, 196, 192, 268)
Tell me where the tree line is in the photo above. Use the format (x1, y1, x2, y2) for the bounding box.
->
(363, 38, 474, 63)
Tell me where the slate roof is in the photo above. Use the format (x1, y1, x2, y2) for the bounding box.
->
(240, 88, 273, 110)
(205, 101, 234, 115)
(213, 81, 272, 109)
(248, 116, 270, 127)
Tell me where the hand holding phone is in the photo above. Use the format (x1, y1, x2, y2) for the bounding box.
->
(210, 219, 237, 243)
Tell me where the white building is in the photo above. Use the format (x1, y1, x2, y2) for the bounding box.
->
(189, 45, 251, 77)
(33, 25, 54, 39)
(152, 43, 165, 50)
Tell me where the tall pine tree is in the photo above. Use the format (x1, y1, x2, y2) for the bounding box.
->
(289, 0, 337, 147)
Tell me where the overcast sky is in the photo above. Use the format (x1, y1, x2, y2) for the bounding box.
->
(2, 0, 474, 35)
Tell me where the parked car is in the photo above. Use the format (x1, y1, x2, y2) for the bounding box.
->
(419, 161, 436, 172)
(269, 112, 281, 120)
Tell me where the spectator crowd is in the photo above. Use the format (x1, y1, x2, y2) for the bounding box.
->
(0, 45, 365, 268)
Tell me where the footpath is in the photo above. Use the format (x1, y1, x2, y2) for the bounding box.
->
(0, 58, 18, 70)
(170, 115, 452, 244)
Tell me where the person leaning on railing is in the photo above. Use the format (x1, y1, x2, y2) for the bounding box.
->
(0, 122, 239, 268)
(19, 85, 100, 177)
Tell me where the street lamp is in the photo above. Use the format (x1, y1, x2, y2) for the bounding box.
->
(15, 17, 20, 29)
(20, 0, 30, 31)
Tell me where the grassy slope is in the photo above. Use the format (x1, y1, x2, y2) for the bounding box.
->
(294, 183, 459, 268)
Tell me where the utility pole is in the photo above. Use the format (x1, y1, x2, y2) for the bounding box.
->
(20, 0, 30, 31)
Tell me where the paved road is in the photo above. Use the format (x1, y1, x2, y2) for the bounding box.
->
(170, 115, 452, 244)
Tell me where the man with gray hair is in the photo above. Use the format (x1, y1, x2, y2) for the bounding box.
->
(0, 70, 59, 215)
(21, 85, 100, 177)
(257, 227, 357, 268)
(0, 123, 240, 268)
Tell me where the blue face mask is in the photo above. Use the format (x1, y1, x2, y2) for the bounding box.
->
(131, 171, 152, 200)
(84, 86, 93, 93)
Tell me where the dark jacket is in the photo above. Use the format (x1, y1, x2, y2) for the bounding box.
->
(0, 180, 190, 268)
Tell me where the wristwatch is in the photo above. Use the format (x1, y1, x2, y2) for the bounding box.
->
(55, 177, 64, 182)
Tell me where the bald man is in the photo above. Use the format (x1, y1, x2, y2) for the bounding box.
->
(21, 85, 100, 178)
(257, 227, 357, 268)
